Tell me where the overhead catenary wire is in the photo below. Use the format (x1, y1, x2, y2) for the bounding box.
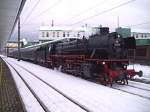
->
(61, 0, 110, 24)
(31, 0, 64, 20)
(22, 0, 136, 27)
(69, 0, 136, 26)
(21, 0, 64, 32)
(22, 0, 41, 25)
(128, 20, 150, 27)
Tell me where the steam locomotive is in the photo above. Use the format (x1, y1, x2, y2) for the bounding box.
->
(8, 27, 142, 86)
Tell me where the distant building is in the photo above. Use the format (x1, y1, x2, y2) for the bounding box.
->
(6, 41, 23, 55)
(39, 26, 88, 43)
(6, 41, 23, 48)
(116, 27, 131, 38)
(115, 27, 150, 64)
(115, 27, 150, 39)
(134, 39, 150, 64)
(131, 32, 150, 39)
(129, 30, 150, 65)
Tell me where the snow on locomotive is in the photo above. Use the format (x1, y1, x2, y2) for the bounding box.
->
(8, 27, 142, 86)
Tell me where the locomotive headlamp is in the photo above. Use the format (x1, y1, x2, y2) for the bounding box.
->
(117, 34, 121, 38)
(124, 65, 127, 68)
(102, 62, 105, 64)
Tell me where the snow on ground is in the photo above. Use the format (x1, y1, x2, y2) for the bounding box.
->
(4, 57, 150, 112)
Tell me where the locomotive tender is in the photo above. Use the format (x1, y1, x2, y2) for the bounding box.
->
(8, 27, 142, 86)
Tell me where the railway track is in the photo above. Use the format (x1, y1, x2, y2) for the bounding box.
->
(112, 83, 150, 100)
(127, 84, 150, 92)
(93, 80, 150, 100)
(85, 75, 150, 100)
(4, 59, 90, 112)
(128, 80, 150, 91)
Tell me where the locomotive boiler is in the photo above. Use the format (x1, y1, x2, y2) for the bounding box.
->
(54, 27, 135, 59)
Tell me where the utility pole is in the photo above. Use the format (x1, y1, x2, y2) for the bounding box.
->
(18, 17, 21, 61)
(117, 16, 120, 28)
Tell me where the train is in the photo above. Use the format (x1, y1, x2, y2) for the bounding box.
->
(8, 27, 142, 86)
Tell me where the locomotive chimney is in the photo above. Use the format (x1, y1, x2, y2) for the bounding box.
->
(100, 27, 109, 35)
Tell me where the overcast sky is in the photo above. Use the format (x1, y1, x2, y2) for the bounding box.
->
(11, 0, 150, 41)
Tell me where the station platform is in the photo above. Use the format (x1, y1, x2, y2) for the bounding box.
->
(0, 57, 24, 112)
(0, 55, 150, 112)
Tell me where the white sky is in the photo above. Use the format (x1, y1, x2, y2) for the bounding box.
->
(11, 0, 150, 40)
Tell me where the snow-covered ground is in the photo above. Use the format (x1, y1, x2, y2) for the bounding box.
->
(2, 56, 150, 112)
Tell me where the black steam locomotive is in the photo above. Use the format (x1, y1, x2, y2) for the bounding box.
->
(54, 27, 135, 59)
(8, 27, 141, 86)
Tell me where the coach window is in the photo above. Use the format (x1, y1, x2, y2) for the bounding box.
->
(53, 32, 55, 37)
(57, 32, 59, 37)
(63, 32, 65, 37)
(42, 32, 45, 37)
(46, 32, 49, 37)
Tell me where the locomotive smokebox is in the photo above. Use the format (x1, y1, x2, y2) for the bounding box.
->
(100, 27, 109, 35)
